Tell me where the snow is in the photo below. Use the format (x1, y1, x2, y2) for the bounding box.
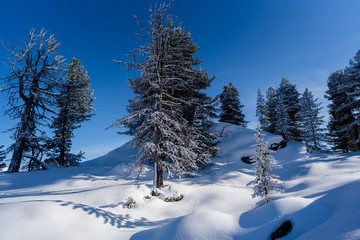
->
(0, 122, 360, 239)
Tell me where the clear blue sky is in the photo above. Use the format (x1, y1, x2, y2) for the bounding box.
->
(1, 0, 360, 160)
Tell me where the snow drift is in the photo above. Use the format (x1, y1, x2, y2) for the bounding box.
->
(0, 123, 359, 239)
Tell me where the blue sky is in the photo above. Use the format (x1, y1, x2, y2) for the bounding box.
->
(1, 0, 360, 160)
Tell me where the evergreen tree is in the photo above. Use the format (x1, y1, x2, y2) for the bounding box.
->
(274, 96, 293, 140)
(118, 21, 219, 161)
(325, 70, 357, 152)
(252, 126, 281, 204)
(265, 87, 277, 133)
(256, 88, 269, 129)
(110, 2, 213, 188)
(1, 29, 64, 172)
(298, 88, 326, 150)
(275, 77, 301, 141)
(342, 50, 360, 149)
(47, 58, 95, 166)
(0, 145, 6, 170)
(219, 82, 248, 127)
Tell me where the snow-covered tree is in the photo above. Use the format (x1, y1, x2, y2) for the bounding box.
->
(274, 96, 293, 140)
(219, 82, 248, 127)
(0, 145, 6, 170)
(265, 86, 277, 133)
(298, 88, 326, 150)
(47, 58, 94, 166)
(110, 2, 213, 188)
(342, 50, 360, 150)
(256, 88, 269, 129)
(275, 77, 301, 141)
(1, 29, 64, 172)
(252, 126, 281, 204)
(325, 70, 357, 152)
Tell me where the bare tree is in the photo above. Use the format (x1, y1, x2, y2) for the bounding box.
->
(1, 29, 64, 172)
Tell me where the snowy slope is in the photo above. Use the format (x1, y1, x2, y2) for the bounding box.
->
(0, 123, 359, 240)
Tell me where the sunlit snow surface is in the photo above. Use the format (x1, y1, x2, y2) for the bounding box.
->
(0, 123, 359, 239)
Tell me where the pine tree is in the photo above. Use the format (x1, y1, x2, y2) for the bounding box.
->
(252, 126, 281, 204)
(325, 70, 357, 152)
(298, 88, 326, 150)
(1, 29, 64, 172)
(47, 58, 95, 166)
(265, 87, 277, 133)
(256, 88, 269, 129)
(342, 50, 360, 150)
(219, 82, 248, 127)
(274, 96, 293, 140)
(110, 2, 213, 188)
(275, 77, 301, 141)
(0, 145, 6, 170)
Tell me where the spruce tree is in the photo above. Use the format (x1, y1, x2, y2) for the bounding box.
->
(47, 58, 94, 166)
(343, 50, 360, 149)
(265, 87, 277, 133)
(121, 27, 219, 159)
(256, 88, 269, 129)
(298, 88, 326, 150)
(1, 29, 64, 172)
(0, 145, 6, 170)
(275, 77, 301, 141)
(252, 126, 281, 204)
(274, 96, 293, 140)
(219, 82, 248, 127)
(325, 70, 357, 152)
(110, 2, 213, 188)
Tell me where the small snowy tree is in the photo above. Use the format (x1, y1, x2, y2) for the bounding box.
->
(298, 88, 326, 150)
(256, 88, 269, 129)
(47, 58, 94, 166)
(219, 82, 248, 127)
(1, 29, 64, 172)
(252, 126, 281, 204)
(0, 145, 6, 170)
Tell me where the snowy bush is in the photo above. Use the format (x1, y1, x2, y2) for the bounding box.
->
(124, 197, 136, 209)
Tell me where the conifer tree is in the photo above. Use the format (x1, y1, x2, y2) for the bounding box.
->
(1, 29, 64, 172)
(119, 17, 219, 161)
(256, 88, 269, 129)
(342, 50, 360, 149)
(110, 2, 213, 188)
(252, 126, 281, 204)
(298, 88, 326, 150)
(275, 77, 301, 141)
(219, 82, 248, 127)
(274, 96, 293, 140)
(47, 58, 95, 166)
(325, 70, 357, 152)
(0, 145, 6, 170)
(265, 87, 277, 133)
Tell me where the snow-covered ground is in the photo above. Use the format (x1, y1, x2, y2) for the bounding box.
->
(0, 123, 359, 239)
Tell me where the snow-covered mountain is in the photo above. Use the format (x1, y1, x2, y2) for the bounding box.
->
(0, 123, 359, 239)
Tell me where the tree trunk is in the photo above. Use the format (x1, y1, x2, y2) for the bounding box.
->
(8, 102, 32, 172)
(154, 158, 164, 188)
(7, 137, 26, 172)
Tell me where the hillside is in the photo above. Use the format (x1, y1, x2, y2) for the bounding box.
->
(0, 123, 359, 239)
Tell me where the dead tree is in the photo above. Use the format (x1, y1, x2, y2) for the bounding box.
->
(1, 29, 64, 172)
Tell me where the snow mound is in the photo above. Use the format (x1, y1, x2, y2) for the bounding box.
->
(1, 123, 360, 239)
(81, 141, 137, 167)
(131, 210, 239, 240)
